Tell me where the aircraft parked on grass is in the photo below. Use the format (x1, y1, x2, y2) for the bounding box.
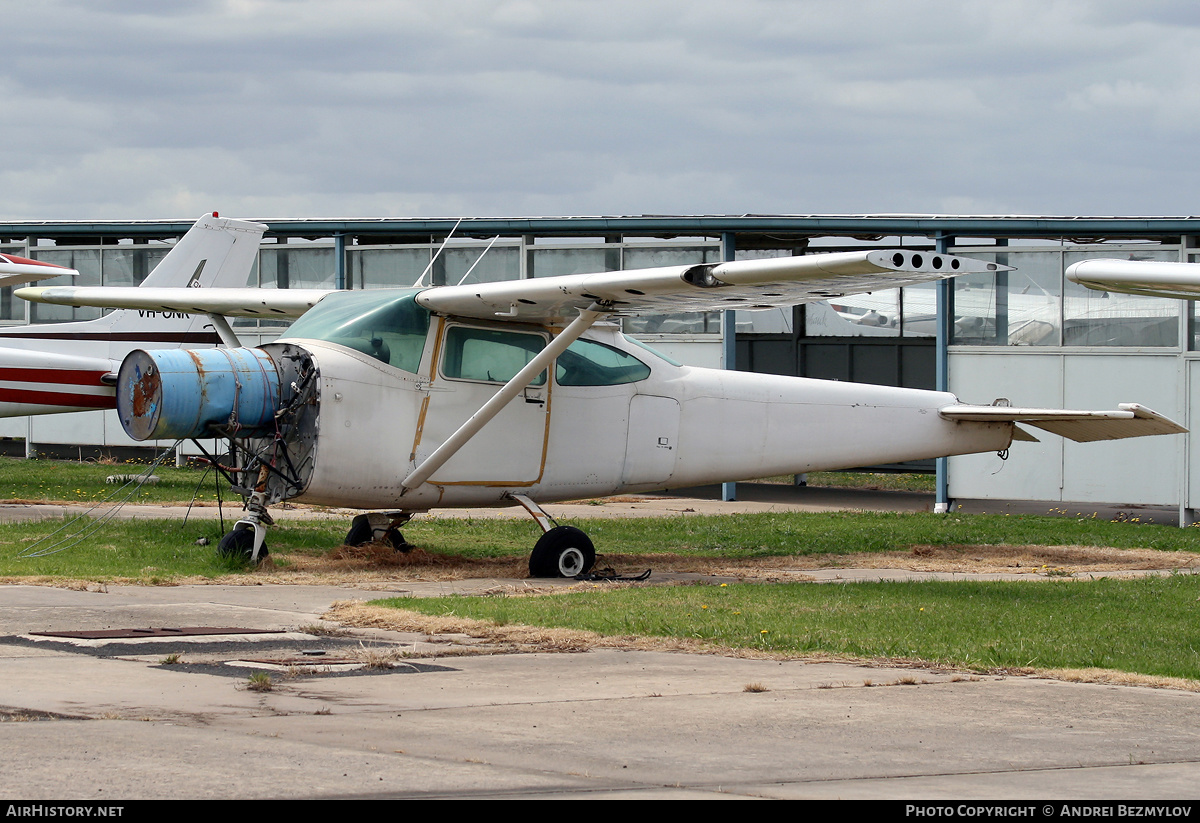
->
(17, 218, 1187, 576)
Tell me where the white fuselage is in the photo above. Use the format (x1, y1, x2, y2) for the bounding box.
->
(284, 319, 1013, 511)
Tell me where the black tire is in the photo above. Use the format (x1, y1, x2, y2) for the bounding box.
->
(529, 526, 595, 578)
(383, 527, 413, 553)
(217, 525, 268, 562)
(344, 515, 373, 547)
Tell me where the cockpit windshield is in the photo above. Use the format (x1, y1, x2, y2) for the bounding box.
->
(282, 289, 430, 373)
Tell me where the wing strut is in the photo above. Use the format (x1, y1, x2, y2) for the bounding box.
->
(206, 313, 241, 347)
(400, 304, 609, 492)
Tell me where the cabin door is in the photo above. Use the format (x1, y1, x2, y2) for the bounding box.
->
(413, 323, 550, 486)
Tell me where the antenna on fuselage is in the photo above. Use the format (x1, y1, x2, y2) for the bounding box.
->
(412, 217, 463, 287)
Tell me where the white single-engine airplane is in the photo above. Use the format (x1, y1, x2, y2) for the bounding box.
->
(0, 213, 267, 417)
(17, 220, 1188, 576)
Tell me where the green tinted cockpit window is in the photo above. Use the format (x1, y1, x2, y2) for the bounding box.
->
(442, 326, 547, 386)
(556, 338, 651, 386)
(282, 289, 430, 373)
(622, 334, 682, 366)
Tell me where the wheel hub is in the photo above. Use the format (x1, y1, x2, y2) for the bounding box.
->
(558, 547, 585, 577)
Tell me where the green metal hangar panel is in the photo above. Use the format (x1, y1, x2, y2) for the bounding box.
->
(1, 213, 1197, 517)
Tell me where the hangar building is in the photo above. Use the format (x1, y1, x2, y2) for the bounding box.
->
(1, 214, 1195, 520)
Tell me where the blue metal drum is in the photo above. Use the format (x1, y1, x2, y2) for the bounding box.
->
(117, 348, 280, 441)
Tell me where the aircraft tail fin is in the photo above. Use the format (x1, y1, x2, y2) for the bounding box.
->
(139, 213, 267, 290)
(98, 213, 268, 342)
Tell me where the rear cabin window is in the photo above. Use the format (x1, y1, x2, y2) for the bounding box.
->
(442, 326, 547, 386)
(556, 338, 651, 386)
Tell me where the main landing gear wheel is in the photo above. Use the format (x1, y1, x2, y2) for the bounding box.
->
(217, 524, 268, 562)
(529, 526, 595, 578)
(344, 514, 413, 552)
(382, 528, 412, 552)
(344, 515, 373, 547)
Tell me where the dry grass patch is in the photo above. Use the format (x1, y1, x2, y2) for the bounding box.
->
(326, 593, 1200, 694)
(326, 600, 967, 667)
(895, 543, 1200, 574)
(326, 600, 842, 659)
(1038, 667, 1200, 693)
(285, 543, 528, 580)
(756, 543, 1200, 576)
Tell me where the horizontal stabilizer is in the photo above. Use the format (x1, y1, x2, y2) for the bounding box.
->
(939, 403, 1187, 442)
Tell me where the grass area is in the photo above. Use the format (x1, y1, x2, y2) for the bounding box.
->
(1, 508, 1198, 581)
(0, 518, 347, 580)
(0, 455, 232, 506)
(411, 510, 1200, 558)
(375, 574, 1200, 680)
(2, 454, 1198, 681)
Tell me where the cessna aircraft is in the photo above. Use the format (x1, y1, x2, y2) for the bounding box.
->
(0, 213, 266, 417)
(16, 220, 1188, 577)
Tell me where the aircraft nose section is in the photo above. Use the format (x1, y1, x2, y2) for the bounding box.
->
(117, 348, 281, 441)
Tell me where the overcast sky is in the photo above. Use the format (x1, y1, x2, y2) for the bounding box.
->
(4, 0, 1199, 220)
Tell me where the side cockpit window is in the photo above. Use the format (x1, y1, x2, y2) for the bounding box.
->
(556, 338, 651, 386)
(442, 326, 548, 386)
(284, 289, 430, 373)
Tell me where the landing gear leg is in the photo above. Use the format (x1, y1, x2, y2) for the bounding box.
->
(345, 512, 414, 552)
(508, 493, 596, 578)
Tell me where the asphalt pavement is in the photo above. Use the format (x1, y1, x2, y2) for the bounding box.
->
(2, 485, 1199, 800)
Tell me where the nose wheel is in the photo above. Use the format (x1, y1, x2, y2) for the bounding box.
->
(217, 491, 271, 564)
(217, 522, 269, 563)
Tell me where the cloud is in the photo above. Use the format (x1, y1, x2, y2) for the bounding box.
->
(5, 1, 1200, 218)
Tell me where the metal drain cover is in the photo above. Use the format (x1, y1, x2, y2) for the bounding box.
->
(32, 627, 284, 639)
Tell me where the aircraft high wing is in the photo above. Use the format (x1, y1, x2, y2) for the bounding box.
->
(0, 213, 267, 417)
(0, 253, 78, 289)
(1067, 258, 1200, 300)
(16, 233, 1187, 577)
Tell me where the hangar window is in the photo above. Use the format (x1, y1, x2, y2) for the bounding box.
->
(951, 248, 1180, 348)
(442, 326, 547, 386)
(556, 338, 651, 386)
(29, 249, 101, 322)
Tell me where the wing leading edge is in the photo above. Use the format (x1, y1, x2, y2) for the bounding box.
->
(1066, 259, 1200, 301)
(16, 248, 1008, 323)
(0, 254, 78, 289)
(14, 286, 330, 318)
(417, 249, 1008, 322)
